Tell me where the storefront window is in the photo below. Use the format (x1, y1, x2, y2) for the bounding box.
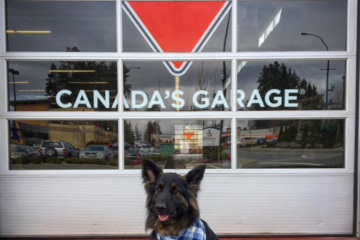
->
(237, 60, 346, 110)
(2, 0, 352, 173)
(238, 0, 347, 51)
(5, 1, 117, 52)
(123, 61, 231, 111)
(122, 0, 232, 52)
(124, 119, 231, 169)
(237, 119, 345, 168)
(7, 61, 118, 111)
(9, 120, 118, 170)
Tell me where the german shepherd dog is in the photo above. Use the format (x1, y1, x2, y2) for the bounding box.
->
(141, 159, 218, 240)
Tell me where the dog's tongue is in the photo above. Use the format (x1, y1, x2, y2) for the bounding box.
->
(158, 215, 169, 221)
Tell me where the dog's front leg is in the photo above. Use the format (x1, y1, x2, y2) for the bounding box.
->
(150, 230, 157, 240)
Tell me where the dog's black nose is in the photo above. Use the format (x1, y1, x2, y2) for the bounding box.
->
(156, 203, 166, 212)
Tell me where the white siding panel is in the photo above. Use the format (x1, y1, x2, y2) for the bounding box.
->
(0, 174, 354, 237)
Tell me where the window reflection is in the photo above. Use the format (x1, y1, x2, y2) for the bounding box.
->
(6, 1, 116, 52)
(237, 60, 346, 111)
(123, 61, 231, 111)
(237, 119, 344, 168)
(9, 120, 118, 170)
(8, 61, 118, 111)
(237, 0, 347, 51)
(124, 119, 231, 169)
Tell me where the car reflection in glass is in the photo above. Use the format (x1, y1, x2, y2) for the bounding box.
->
(10, 144, 41, 159)
(139, 146, 161, 156)
(79, 145, 114, 161)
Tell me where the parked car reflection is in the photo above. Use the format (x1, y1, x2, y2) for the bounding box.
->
(39, 140, 80, 159)
(139, 146, 161, 156)
(10, 144, 41, 159)
(79, 145, 114, 160)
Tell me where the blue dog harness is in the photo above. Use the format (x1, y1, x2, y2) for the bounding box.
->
(156, 219, 206, 240)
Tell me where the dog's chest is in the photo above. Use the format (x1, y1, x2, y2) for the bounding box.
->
(156, 220, 206, 240)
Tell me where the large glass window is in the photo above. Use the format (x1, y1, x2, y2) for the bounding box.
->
(237, 60, 346, 110)
(7, 61, 118, 111)
(237, 0, 347, 51)
(123, 61, 231, 111)
(124, 119, 231, 169)
(9, 120, 118, 170)
(2, 0, 353, 171)
(122, 0, 232, 52)
(6, 1, 117, 52)
(237, 119, 345, 168)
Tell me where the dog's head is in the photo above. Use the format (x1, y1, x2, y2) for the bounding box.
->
(141, 159, 206, 233)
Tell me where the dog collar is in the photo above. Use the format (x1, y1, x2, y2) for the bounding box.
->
(156, 219, 206, 240)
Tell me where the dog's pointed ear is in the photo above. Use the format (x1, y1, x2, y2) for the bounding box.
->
(186, 165, 206, 187)
(142, 159, 163, 185)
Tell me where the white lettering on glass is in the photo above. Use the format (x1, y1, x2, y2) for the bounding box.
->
(54, 88, 300, 109)
(56, 89, 72, 108)
(193, 90, 209, 108)
(148, 90, 165, 109)
(74, 90, 91, 108)
(171, 90, 185, 109)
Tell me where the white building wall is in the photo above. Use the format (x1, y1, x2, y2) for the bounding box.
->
(0, 173, 354, 237)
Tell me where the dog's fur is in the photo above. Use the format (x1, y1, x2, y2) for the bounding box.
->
(141, 159, 218, 240)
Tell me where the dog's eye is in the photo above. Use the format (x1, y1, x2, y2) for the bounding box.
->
(157, 187, 162, 192)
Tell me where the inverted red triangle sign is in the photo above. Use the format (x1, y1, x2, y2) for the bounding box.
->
(183, 132, 194, 140)
(123, 1, 231, 76)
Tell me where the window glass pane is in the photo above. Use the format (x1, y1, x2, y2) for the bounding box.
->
(122, 0, 232, 52)
(6, 1, 116, 52)
(8, 61, 118, 112)
(238, 0, 347, 51)
(124, 119, 231, 169)
(237, 119, 345, 168)
(9, 120, 118, 170)
(123, 61, 231, 111)
(237, 60, 346, 111)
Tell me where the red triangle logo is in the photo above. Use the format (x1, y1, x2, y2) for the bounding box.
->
(123, 1, 231, 76)
(183, 132, 194, 140)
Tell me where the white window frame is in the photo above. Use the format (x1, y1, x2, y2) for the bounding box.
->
(0, 0, 357, 177)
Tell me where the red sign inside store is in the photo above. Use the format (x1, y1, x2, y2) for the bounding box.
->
(123, 1, 232, 76)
